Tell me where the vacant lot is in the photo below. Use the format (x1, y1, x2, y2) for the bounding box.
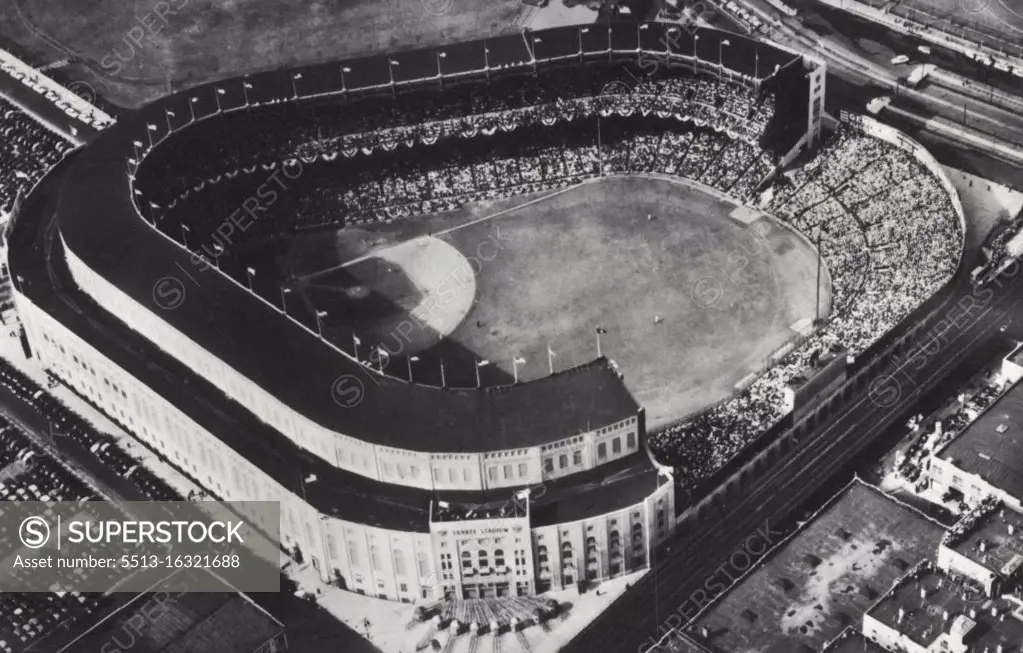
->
(2, 0, 526, 107)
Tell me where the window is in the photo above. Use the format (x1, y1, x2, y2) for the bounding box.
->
(518, 463, 528, 476)
(417, 551, 429, 577)
(463, 468, 471, 482)
(462, 551, 473, 569)
(327, 535, 338, 559)
(612, 438, 621, 454)
(479, 550, 489, 567)
(627, 432, 636, 449)
(347, 541, 360, 566)
(495, 549, 505, 567)
(433, 468, 442, 482)
(449, 468, 456, 482)
(370, 546, 382, 572)
(559, 454, 568, 469)
(598, 443, 607, 459)
(544, 458, 554, 473)
(503, 464, 512, 479)
(573, 451, 582, 466)
(489, 467, 498, 481)
(393, 550, 407, 576)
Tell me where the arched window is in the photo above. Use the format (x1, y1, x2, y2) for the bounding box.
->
(494, 549, 505, 567)
(417, 551, 429, 577)
(370, 545, 382, 571)
(393, 550, 407, 576)
(326, 535, 338, 559)
(479, 550, 489, 567)
(347, 541, 360, 567)
(462, 550, 473, 568)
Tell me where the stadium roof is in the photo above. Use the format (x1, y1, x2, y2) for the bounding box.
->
(938, 378, 1023, 501)
(9, 155, 667, 529)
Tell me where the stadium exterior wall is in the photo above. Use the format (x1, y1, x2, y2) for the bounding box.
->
(13, 284, 673, 600)
(61, 234, 641, 493)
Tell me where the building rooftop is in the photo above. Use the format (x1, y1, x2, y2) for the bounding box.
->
(939, 378, 1023, 501)
(946, 503, 1023, 579)
(692, 480, 944, 653)
(53, 569, 283, 653)
(820, 628, 889, 653)
(866, 566, 1023, 651)
(9, 156, 668, 531)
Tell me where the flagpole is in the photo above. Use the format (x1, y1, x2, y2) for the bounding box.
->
(597, 330, 602, 358)
(475, 360, 481, 388)
(513, 358, 519, 384)
(548, 347, 553, 375)
(408, 357, 413, 382)
(440, 359, 446, 388)
(352, 335, 360, 358)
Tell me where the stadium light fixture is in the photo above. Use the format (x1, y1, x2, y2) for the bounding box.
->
(693, 34, 701, 73)
(245, 266, 256, 292)
(436, 52, 447, 88)
(189, 96, 199, 122)
(315, 310, 328, 338)
(719, 39, 731, 79)
(280, 286, 291, 314)
(215, 88, 226, 113)
(291, 73, 303, 99)
(408, 355, 421, 383)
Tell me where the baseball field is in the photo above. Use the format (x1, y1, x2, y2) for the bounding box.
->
(277, 175, 831, 430)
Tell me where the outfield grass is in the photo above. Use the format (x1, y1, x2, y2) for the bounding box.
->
(297, 175, 821, 430)
(2, 0, 526, 108)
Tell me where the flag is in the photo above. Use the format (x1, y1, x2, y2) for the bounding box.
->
(148, 201, 159, 209)
(147, 123, 157, 130)
(13, 170, 30, 181)
(246, 267, 256, 275)
(353, 335, 362, 345)
(477, 359, 490, 367)
(243, 82, 253, 89)
(316, 310, 327, 317)
(596, 327, 607, 334)
(293, 73, 303, 80)
(410, 356, 420, 362)
(389, 59, 400, 66)
(133, 140, 143, 148)
(514, 356, 526, 364)
(376, 347, 390, 359)
(166, 109, 175, 117)
(217, 88, 226, 95)
(547, 346, 555, 358)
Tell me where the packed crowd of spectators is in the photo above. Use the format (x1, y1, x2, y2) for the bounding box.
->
(649, 124, 962, 484)
(138, 62, 773, 200)
(0, 97, 73, 217)
(137, 64, 962, 491)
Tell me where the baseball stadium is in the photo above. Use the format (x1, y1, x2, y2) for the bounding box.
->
(6, 21, 964, 615)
